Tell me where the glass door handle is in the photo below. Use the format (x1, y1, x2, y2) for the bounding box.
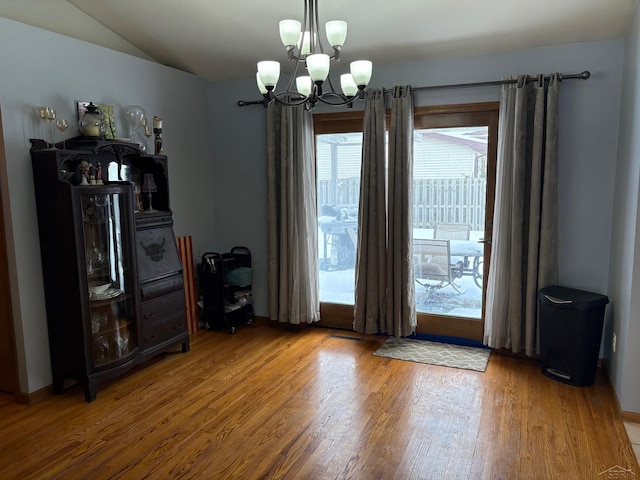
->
(477, 238, 492, 244)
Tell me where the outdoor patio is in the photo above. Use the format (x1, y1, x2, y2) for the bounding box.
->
(320, 267, 482, 318)
(318, 228, 484, 319)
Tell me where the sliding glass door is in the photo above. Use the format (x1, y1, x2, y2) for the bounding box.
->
(317, 131, 362, 305)
(314, 103, 498, 341)
(412, 105, 497, 340)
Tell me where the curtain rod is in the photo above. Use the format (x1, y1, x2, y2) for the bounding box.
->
(407, 70, 590, 93)
(237, 70, 590, 107)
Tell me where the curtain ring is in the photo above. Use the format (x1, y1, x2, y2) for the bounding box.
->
(393, 85, 411, 98)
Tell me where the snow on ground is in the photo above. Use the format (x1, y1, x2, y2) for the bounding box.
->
(318, 228, 484, 319)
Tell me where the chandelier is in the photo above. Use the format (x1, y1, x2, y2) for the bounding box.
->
(253, 0, 373, 109)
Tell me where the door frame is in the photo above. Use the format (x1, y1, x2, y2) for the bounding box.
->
(314, 102, 499, 342)
(412, 103, 498, 341)
(0, 106, 20, 395)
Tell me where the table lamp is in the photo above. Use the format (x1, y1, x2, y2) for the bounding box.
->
(141, 173, 158, 213)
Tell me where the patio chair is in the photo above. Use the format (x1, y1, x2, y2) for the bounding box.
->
(413, 238, 464, 293)
(434, 223, 471, 240)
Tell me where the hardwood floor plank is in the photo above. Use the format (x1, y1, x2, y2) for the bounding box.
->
(0, 321, 636, 479)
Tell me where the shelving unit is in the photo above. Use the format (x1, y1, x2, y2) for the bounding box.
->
(30, 136, 189, 402)
(200, 247, 254, 334)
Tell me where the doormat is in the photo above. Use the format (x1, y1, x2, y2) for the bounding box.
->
(373, 337, 491, 372)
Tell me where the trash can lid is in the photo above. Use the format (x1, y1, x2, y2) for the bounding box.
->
(538, 285, 609, 311)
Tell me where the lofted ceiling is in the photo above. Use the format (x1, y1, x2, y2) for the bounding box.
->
(0, 0, 637, 83)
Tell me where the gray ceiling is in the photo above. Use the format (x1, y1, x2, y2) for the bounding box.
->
(0, 0, 637, 82)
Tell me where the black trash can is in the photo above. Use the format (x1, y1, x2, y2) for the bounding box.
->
(538, 285, 609, 386)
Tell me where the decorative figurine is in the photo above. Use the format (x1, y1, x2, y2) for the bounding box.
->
(96, 165, 104, 185)
(78, 160, 90, 185)
(89, 164, 97, 185)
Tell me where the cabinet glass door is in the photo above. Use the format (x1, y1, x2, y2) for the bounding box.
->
(81, 190, 137, 367)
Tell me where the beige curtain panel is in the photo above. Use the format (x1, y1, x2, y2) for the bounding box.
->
(385, 85, 416, 337)
(354, 89, 387, 334)
(354, 86, 416, 337)
(484, 74, 559, 355)
(266, 103, 320, 325)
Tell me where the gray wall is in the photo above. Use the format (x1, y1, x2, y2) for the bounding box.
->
(608, 4, 640, 413)
(0, 17, 216, 394)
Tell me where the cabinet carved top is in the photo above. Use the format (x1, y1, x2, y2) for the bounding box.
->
(30, 136, 171, 214)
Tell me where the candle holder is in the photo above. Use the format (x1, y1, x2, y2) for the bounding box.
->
(154, 129, 164, 155)
(153, 116, 164, 155)
(142, 117, 152, 149)
(141, 173, 158, 213)
(36, 106, 49, 145)
(45, 107, 57, 149)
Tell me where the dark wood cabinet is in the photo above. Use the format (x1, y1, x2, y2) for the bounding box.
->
(30, 137, 189, 402)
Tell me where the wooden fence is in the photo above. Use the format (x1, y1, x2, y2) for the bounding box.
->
(318, 177, 487, 231)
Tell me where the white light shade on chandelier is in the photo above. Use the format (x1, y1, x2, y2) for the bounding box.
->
(256, 72, 268, 94)
(350, 60, 373, 87)
(299, 31, 316, 56)
(306, 54, 330, 82)
(258, 59, 369, 97)
(296, 76, 313, 96)
(279, 19, 301, 46)
(325, 21, 347, 47)
(255, 0, 373, 107)
(340, 73, 358, 97)
(257, 61, 280, 88)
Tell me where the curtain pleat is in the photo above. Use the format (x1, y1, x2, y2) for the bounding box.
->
(385, 86, 416, 337)
(354, 89, 387, 334)
(484, 74, 559, 355)
(266, 103, 320, 324)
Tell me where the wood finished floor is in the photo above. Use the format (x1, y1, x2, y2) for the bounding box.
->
(0, 320, 637, 479)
